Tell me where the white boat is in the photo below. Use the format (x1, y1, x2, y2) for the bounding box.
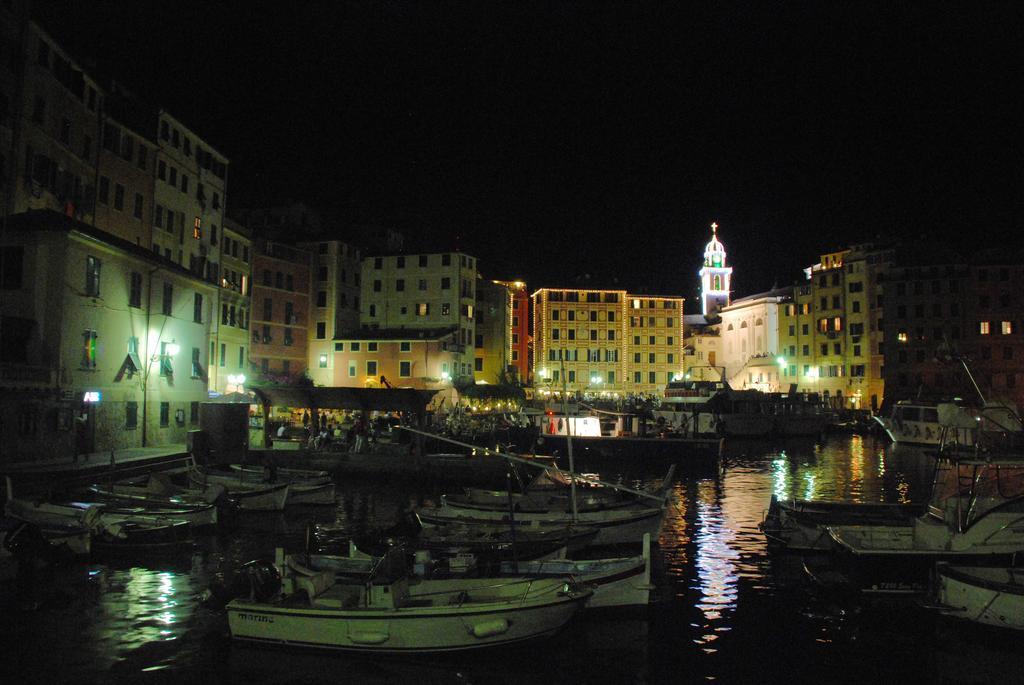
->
(820, 403, 1024, 593)
(874, 399, 951, 447)
(229, 464, 332, 483)
(759, 495, 924, 552)
(497, 532, 654, 609)
(226, 550, 591, 652)
(201, 463, 334, 505)
(874, 398, 1021, 448)
(417, 501, 666, 547)
(933, 563, 1024, 630)
(85, 484, 219, 527)
(188, 466, 291, 511)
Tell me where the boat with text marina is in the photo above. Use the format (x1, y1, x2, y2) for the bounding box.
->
(226, 549, 591, 652)
(931, 563, 1024, 630)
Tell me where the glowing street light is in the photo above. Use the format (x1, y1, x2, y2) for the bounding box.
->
(165, 340, 180, 357)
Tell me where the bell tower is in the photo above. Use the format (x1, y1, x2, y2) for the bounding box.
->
(698, 222, 732, 316)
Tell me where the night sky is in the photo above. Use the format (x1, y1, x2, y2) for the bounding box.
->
(41, 2, 1024, 302)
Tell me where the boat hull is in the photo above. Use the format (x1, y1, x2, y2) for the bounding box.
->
(935, 564, 1024, 630)
(227, 578, 588, 653)
(288, 483, 336, 505)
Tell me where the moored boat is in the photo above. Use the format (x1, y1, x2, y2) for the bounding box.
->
(932, 563, 1024, 630)
(759, 495, 924, 552)
(226, 550, 591, 652)
(187, 466, 291, 511)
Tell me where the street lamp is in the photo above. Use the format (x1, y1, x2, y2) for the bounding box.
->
(165, 340, 180, 357)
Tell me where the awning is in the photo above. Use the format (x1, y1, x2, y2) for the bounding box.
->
(250, 386, 440, 413)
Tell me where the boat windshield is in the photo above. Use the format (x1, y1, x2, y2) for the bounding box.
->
(928, 461, 1024, 526)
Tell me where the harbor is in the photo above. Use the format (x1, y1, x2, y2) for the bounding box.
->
(2, 433, 1021, 683)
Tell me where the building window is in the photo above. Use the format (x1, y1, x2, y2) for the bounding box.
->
(81, 330, 98, 368)
(400, 341, 411, 352)
(367, 342, 378, 352)
(113, 183, 125, 211)
(193, 293, 203, 323)
(86, 256, 101, 296)
(316, 322, 326, 339)
(1001, 321, 1013, 335)
(125, 401, 138, 429)
(442, 303, 451, 316)
(373, 279, 382, 292)
(193, 347, 204, 378)
(162, 283, 173, 315)
(129, 272, 142, 307)
(350, 342, 361, 351)
(441, 277, 451, 290)
(396, 279, 405, 292)
(159, 341, 174, 376)
(979, 321, 991, 335)
(399, 360, 412, 377)
(366, 360, 377, 376)
(160, 402, 170, 427)
(319, 353, 329, 368)
(349, 364, 356, 377)
(369, 304, 377, 317)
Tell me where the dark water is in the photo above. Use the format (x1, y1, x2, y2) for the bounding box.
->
(3, 435, 1022, 684)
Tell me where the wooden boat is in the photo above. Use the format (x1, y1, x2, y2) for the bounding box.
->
(5, 480, 193, 555)
(932, 563, 1024, 630)
(226, 550, 591, 652)
(416, 518, 599, 560)
(759, 495, 924, 552)
(187, 466, 291, 511)
(417, 501, 666, 547)
(197, 464, 333, 505)
(84, 484, 219, 527)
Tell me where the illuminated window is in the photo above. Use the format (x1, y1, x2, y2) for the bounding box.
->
(319, 354, 328, 368)
(417, 303, 429, 316)
(833, 317, 842, 331)
(85, 255, 101, 296)
(193, 217, 201, 240)
(897, 331, 908, 343)
(81, 329, 97, 368)
(979, 321, 991, 335)
(632, 299, 640, 309)
(1001, 321, 1013, 335)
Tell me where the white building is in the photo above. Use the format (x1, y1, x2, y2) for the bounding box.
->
(718, 287, 791, 391)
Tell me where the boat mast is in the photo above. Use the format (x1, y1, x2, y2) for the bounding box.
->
(559, 356, 578, 523)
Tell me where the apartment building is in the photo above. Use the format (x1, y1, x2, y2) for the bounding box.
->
(779, 243, 893, 410)
(152, 110, 228, 280)
(303, 238, 362, 386)
(249, 240, 311, 381)
(882, 254, 1024, 411)
(93, 102, 155, 247)
(532, 288, 684, 395)
(208, 216, 252, 395)
(6, 20, 103, 223)
(0, 210, 217, 462)
(474, 279, 524, 383)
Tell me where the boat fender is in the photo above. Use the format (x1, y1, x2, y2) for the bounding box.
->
(349, 631, 390, 644)
(469, 619, 509, 638)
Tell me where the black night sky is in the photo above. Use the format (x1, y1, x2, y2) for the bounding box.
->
(42, 2, 1024, 302)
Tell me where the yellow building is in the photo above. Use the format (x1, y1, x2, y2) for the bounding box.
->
(208, 217, 252, 395)
(303, 238, 363, 386)
(779, 243, 894, 410)
(531, 288, 684, 396)
(360, 251, 478, 380)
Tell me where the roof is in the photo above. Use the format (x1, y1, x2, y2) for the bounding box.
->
(728, 285, 794, 306)
(251, 386, 440, 412)
(334, 327, 457, 341)
(5, 210, 218, 288)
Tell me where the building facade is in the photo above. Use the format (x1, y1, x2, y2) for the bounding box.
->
(779, 243, 893, 409)
(718, 287, 790, 391)
(698, 223, 732, 316)
(0, 210, 217, 463)
(359, 251, 478, 380)
(208, 216, 251, 395)
(94, 107, 155, 248)
(532, 288, 685, 396)
(881, 255, 1024, 411)
(249, 240, 312, 382)
(303, 238, 362, 386)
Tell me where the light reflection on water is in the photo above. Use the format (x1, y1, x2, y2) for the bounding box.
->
(2, 434, 1020, 684)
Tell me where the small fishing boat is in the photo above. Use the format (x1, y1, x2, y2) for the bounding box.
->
(84, 484, 219, 527)
(5, 479, 193, 555)
(187, 466, 291, 511)
(226, 549, 591, 652)
(416, 518, 599, 560)
(759, 495, 924, 552)
(932, 563, 1024, 630)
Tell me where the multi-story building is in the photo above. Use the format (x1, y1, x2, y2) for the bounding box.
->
(882, 253, 1024, 411)
(780, 243, 893, 409)
(7, 20, 103, 224)
(94, 99, 155, 247)
(0, 210, 217, 462)
(532, 288, 685, 395)
(249, 239, 312, 382)
(0, 1, 29, 221)
(152, 110, 228, 280)
(303, 238, 362, 386)
(358, 251, 478, 380)
(718, 287, 790, 391)
(682, 316, 721, 380)
(474, 279, 526, 384)
(208, 216, 252, 395)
